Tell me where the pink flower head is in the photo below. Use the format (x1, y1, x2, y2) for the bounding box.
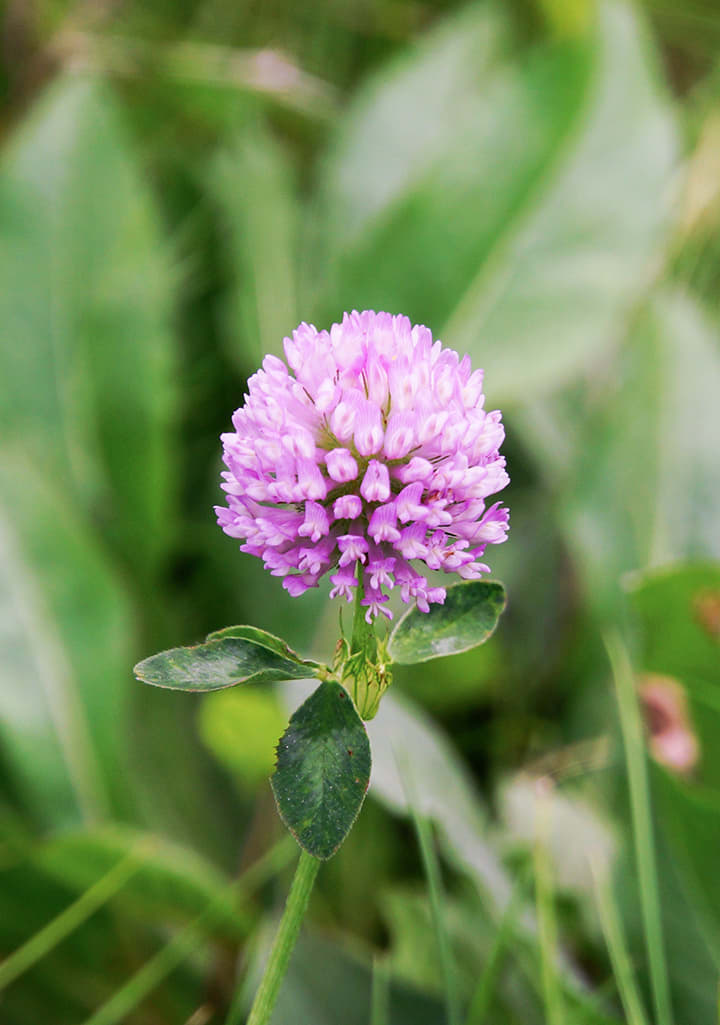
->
(216, 311, 509, 620)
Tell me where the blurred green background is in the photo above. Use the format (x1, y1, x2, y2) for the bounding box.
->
(1, 0, 720, 1022)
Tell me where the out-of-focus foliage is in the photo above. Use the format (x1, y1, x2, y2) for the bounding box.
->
(199, 687, 288, 785)
(315, 0, 676, 402)
(1, 0, 719, 1021)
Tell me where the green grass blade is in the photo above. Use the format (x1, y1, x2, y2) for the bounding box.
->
(413, 811, 461, 1025)
(80, 837, 295, 1025)
(225, 968, 253, 1025)
(397, 751, 461, 1025)
(0, 851, 142, 992)
(370, 955, 390, 1025)
(591, 860, 650, 1025)
(464, 873, 526, 1025)
(533, 795, 565, 1025)
(83, 909, 215, 1025)
(605, 632, 674, 1025)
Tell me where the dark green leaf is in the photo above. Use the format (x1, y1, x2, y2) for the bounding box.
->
(388, 581, 506, 664)
(271, 680, 371, 859)
(205, 624, 317, 667)
(134, 636, 319, 692)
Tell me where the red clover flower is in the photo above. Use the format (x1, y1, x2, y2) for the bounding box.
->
(138, 313, 512, 1020)
(216, 311, 509, 622)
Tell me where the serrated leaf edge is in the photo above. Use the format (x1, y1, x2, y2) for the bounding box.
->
(270, 683, 372, 860)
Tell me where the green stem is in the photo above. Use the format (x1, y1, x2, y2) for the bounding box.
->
(606, 632, 673, 1025)
(413, 813, 461, 1025)
(464, 873, 526, 1025)
(370, 956, 390, 1025)
(242, 849, 320, 1025)
(591, 859, 650, 1025)
(350, 565, 375, 660)
(533, 800, 564, 1025)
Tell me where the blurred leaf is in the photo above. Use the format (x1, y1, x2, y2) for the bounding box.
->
(363, 690, 603, 1013)
(31, 825, 248, 940)
(545, 289, 720, 614)
(0, 451, 133, 826)
(611, 780, 720, 1025)
(317, 0, 677, 403)
(318, 4, 517, 257)
(268, 931, 445, 1025)
(364, 690, 512, 909)
(500, 775, 616, 895)
(134, 635, 321, 691)
(272, 680, 371, 859)
(0, 852, 141, 994)
(72, 837, 295, 1025)
(381, 885, 539, 1019)
(628, 562, 720, 786)
(0, 75, 176, 574)
(382, 889, 461, 998)
(653, 769, 720, 939)
(210, 122, 299, 367)
(0, 825, 249, 1025)
(388, 581, 506, 664)
(199, 686, 288, 784)
(628, 564, 720, 687)
(638, 294, 720, 566)
(391, 640, 502, 713)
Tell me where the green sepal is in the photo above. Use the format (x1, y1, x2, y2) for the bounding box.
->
(271, 680, 371, 859)
(388, 580, 506, 664)
(134, 633, 323, 692)
(340, 641, 392, 721)
(340, 566, 392, 720)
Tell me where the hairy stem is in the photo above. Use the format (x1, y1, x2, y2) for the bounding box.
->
(242, 849, 320, 1025)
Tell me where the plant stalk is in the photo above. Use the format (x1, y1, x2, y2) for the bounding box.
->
(243, 849, 320, 1025)
(606, 632, 673, 1025)
(350, 565, 376, 661)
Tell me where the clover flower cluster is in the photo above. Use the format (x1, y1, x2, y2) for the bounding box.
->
(216, 311, 509, 622)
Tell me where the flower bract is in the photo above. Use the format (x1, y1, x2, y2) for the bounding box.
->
(216, 311, 509, 621)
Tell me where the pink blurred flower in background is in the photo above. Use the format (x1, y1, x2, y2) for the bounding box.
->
(639, 675, 700, 775)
